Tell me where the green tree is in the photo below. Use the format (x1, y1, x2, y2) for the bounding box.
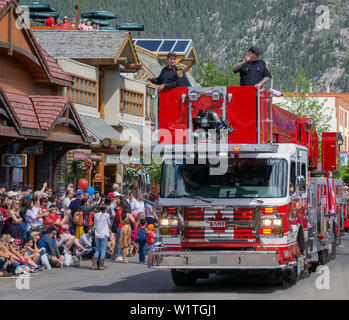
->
(276, 69, 332, 135)
(195, 60, 240, 87)
(337, 160, 349, 184)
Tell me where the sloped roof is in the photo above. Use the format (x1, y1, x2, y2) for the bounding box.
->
(0, 0, 11, 12)
(79, 113, 121, 144)
(38, 45, 74, 85)
(5, 92, 40, 130)
(0, 0, 73, 86)
(33, 30, 139, 63)
(137, 50, 163, 77)
(0, 86, 87, 139)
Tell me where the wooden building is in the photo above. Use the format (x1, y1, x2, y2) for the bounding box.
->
(33, 29, 152, 193)
(0, 0, 87, 190)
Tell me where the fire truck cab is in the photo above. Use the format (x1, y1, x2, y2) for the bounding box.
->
(147, 86, 344, 286)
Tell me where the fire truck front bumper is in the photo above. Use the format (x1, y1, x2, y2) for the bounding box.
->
(148, 250, 288, 270)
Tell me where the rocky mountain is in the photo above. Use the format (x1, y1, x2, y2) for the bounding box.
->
(33, 0, 349, 92)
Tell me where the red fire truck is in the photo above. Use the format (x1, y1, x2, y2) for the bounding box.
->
(147, 86, 345, 286)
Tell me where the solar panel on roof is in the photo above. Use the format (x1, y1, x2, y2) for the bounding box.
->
(136, 40, 162, 52)
(173, 40, 190, 52)
(158, 40, 176, 52)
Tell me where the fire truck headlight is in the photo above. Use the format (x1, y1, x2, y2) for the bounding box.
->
(262, 219, 273, 227)
(273, 219, 283, 226)
(169, 219, 178, 226)
(160, 219, 169, 227)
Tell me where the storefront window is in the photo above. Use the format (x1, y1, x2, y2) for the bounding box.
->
(104, 165, 116, 194)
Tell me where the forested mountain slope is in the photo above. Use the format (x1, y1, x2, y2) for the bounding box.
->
(39, 0, 349, 91)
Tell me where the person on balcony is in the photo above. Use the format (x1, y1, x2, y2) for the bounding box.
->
(45, 14, 55, 27)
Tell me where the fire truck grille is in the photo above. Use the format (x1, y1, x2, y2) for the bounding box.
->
(184, 208, 257, 242)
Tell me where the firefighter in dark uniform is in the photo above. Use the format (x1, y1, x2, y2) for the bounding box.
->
(233, 46, 272, 89)
(147, 52, 191, 91)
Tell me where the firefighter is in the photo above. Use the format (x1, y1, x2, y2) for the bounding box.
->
(233, 46, 272, 89)
(147, 52, 191, 91)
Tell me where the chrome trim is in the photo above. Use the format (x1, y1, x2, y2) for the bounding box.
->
(148, 250, 291, 270)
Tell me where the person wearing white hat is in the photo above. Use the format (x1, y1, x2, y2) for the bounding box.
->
(7, 191, 18, 200)
(62, 16, 71, 27)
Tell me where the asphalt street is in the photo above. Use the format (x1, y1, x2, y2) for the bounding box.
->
(1, 235, 349, 300)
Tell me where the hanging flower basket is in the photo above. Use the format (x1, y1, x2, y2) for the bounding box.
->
(72, 159, 93, 174)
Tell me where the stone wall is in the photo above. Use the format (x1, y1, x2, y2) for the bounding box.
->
(34, 145, 53, 189)
(55, 154, 67, 192)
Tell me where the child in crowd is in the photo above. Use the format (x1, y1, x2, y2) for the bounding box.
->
(107, 230, 116, 259)
(137, 219, 147, 264)
(79, 226, 94, 259)
(146, 224, 155, 254)
(129, 213, 142, 257)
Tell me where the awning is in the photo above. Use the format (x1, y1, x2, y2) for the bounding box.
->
(0, 86, 87, 144)
(78, 113, 122, 144)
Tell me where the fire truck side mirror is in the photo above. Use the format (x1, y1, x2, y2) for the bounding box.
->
(295, 176, 306, 193)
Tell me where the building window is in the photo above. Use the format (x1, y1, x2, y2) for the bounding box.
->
(145, 87, 156, 122)
(65, 74, 98, 107)
(120, 89, 144, 116)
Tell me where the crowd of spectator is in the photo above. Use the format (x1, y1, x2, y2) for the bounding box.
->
(45, 15, 102, 31)
(0, 182, 160, 277)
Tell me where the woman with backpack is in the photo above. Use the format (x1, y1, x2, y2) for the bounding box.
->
(92, 205, 110, 270)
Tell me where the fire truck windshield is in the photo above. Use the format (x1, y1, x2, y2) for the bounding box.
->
(161, 159, 288, 199)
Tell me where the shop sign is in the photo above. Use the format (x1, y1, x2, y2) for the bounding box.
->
(105, 155, 121, 164)
(94, 182, 102, 193)
(2, 154, 27, 167)
(94, 173, 103, 180)
(66, 150, 91, 161)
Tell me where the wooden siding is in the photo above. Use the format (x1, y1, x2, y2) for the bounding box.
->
(0, 10, 36, 58)
(0, 52, 54, 96)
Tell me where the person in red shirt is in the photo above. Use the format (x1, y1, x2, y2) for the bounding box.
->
(113, 202, 123, 261)
(1, 196, 11, 233)
(61, 16, 71, 27)
(45, 14, 55, 27)
(43, 205, 69, 234)
(43, 206, 87, 255)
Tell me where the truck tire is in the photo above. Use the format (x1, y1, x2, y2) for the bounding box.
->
(318, 250, 329, 265)
(171, 270, 198, 286)
(280, 266, 299, 286)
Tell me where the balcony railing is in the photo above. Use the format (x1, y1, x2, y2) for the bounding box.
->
(65, 73, 98, 107)
(120, 89, 144, 116)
